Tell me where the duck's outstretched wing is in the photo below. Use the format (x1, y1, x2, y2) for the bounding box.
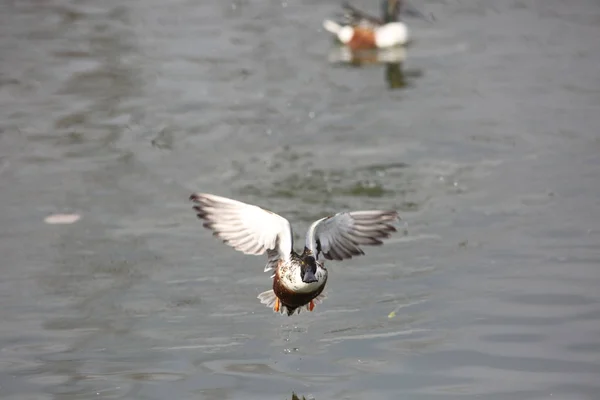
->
(190, 193, 293, 267)
(305, 210, 399, 261)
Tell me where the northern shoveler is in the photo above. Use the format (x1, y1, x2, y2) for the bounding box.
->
(323, 0, 413, 50)
(190, 193, 399, 316)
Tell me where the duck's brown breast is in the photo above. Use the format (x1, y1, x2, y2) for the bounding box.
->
(272, 274, 326, 309)
(348, 27, 377, 50)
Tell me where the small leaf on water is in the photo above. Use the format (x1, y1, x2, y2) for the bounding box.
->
(44, 213, 81, 224)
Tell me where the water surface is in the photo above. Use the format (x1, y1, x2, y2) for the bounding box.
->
(1, 0, 599, 399)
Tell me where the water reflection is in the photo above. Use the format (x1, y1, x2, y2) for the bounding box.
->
(327, 46, 422, 90)
(2, 0, 600, 399)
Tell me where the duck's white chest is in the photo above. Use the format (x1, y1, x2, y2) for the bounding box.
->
(277, 263, 327, 294)
(375, 22, 408, 47)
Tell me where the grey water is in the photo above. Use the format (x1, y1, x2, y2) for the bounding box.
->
(1, 0, 599, 399)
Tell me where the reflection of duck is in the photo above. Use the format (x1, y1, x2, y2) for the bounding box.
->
(327, 46, 415, 90)
(385, 63, 407, 89)
(190, 193, 399, 316)
(328, 45, 407, 66)
(323, 0, 410, 50)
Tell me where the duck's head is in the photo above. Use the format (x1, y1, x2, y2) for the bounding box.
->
(300, 255, 318, 284)
(386, 0, 431, 23)
(382, 0, 401, 23)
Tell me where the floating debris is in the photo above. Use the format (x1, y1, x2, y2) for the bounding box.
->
(44, 213, 81, 225)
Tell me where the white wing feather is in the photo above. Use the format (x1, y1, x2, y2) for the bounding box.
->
(305, 210, 399, 261)
(190, 193, 293, 266)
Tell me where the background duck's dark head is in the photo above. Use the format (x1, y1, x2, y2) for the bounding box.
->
(383, 0, 430, 23)
(300, 254, 318, 284)
(382, 0, 401, 23)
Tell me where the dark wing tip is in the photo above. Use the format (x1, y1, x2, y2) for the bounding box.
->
(193, 205, 210, 220)
(191, 195, 219, 222)
(190, 193, 214, 205)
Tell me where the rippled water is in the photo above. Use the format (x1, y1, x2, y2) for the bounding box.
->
(1, 0, 599, 399)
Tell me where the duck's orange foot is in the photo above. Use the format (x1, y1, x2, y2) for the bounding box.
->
(308, 300, 315, 312)
(274, 297, 280, 313)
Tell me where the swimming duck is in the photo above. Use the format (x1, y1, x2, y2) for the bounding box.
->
(323, 0, 411, 50)
(190, 193, 399, 316)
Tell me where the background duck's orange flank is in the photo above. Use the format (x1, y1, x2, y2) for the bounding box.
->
(347, 27, 377, 50)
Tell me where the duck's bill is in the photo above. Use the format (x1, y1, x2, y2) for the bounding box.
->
(302, 270, 318, 284)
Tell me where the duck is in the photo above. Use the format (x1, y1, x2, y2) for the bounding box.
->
(189, 193, 399, 316)
(323, 0, 411, 50)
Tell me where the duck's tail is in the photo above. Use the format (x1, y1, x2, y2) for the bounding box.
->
(258, 290, 290, 315)
(257, 290, 328, 316)
(257, 290, 278, 309)
(323, 19, 343, 35)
